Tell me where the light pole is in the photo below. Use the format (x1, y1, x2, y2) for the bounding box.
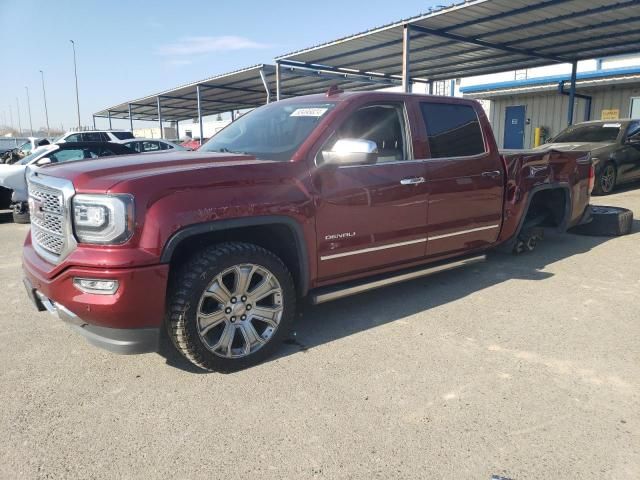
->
(39, 70, 50, 137)
(9, 105, 13, 131)
(25, 86, 34, 136)
(16, 97, 22, 135)
(70, 40, 81, 129)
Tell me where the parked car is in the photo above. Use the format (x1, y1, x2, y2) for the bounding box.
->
(180, 138, 205, 150)
(0, 141, 132, 223)
(55, 130, 134, 143)
(118, 138, 187, 153)
(22, 91, 595, 372)
(539, 119, 640, 195)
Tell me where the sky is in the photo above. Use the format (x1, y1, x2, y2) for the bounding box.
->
(0, 0, 449, 133)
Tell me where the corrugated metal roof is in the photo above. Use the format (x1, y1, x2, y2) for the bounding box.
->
(461, 65, 640, 97)
(277, 0, 640, 82)
(94, 63, 399, 122)
(97, 0, 640, 122)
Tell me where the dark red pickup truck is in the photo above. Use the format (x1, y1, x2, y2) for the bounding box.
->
(22, 91, 594, 371)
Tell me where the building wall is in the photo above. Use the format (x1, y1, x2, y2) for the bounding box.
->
(488, 84, 640, 149)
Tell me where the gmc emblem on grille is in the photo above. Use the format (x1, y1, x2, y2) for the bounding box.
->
(28, 197, 45, 222)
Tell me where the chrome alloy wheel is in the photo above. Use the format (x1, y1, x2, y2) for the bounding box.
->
(600, 165, 616, 193)
(196, 264, 283, 358)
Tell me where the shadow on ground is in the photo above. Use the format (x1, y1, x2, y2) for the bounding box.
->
(160, 227, 636, 373)
(0, 210, 13, 224)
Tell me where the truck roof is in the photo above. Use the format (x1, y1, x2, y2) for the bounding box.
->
(278, 90, 476, 106)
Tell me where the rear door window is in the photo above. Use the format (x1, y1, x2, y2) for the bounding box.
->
(83, 132, 103, 142)
(142, 141, 161, 152)
(420, 102, 486, 158)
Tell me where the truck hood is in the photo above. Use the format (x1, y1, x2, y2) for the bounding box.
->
(40, 151, 272, 192)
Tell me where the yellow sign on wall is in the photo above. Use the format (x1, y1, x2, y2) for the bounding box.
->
(601, 109, 620, 120)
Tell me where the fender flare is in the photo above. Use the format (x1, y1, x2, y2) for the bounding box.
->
(160, 215, 310, 295)
(504, 182, 572, 250)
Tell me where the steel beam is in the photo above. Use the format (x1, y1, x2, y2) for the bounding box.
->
(196, 85, 204, 145)
(402, 25, 411, 93)
(92, 115, 96, 129)
(108, 110, 112, 129)
(567, 61, 577, 126)
(157, 96, 163, 139)
(259, 67, 271, 104)
(128, 103, 133, 132)
(276, 62, 282, 101)
(409, 24, 566, 64)
(175, 120, 179, 140)
(278, 62, 401, 86)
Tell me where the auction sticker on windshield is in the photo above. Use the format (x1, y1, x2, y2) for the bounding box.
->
(290, 107, 329, 117)
(603, 123, 621, 128)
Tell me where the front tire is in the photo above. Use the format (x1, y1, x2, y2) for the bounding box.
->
(167, 242, 296, 372)
(593, 162, 616, 195)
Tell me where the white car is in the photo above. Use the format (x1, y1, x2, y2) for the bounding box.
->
(117, 138, 187, 153)
(55, 130, 134, 143)
(0, 141, 133, 223)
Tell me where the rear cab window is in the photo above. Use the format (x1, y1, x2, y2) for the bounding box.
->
(419, 102, 486, 158)
(112, 132, 134, 140)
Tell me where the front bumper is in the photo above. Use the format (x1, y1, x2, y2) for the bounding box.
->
(22, 242, 169, 354)
(24, 277, 159, 354)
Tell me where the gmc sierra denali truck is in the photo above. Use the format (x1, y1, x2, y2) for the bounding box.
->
(22, 91, 594, 372)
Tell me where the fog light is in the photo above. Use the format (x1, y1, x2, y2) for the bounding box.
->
(73, 278, 119, 295)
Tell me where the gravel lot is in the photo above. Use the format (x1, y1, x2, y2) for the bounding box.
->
(1, 189, 639, 480)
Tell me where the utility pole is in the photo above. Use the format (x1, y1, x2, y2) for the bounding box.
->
(9, 105, 13, 131)
(70, 40, 81, 129)
(16, 97, 22, 135)
(25, 86, 34, 136)
(40, 70, 50, 136)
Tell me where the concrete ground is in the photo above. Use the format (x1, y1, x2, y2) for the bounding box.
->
(0, 189, 639, 480)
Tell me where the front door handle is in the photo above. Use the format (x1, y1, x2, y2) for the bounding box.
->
(400, 176, 426, 185)
(482, 170, 502, 178)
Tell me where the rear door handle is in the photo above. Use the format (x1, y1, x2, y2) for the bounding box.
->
(482, 170, 502, 178)
(400, 176, 426, 185)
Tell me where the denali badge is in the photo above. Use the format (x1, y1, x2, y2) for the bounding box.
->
(28, 197, 45, 222)
(325, 232, 356, 241)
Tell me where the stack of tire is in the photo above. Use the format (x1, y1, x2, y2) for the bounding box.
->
(572, 206, 634, 236)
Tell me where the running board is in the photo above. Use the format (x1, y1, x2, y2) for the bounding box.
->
(310, 254, 486, 305)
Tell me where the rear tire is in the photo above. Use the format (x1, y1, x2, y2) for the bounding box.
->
(592, 162, 616, 195)
(571, 205, 633, 236)
(166, 242, 296, 372)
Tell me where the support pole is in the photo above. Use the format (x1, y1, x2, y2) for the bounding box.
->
(428, 80, 433, 95)
(128, 103, 133, 132)
(259, 68, 271, 104)
(402, 25, 411, 93)
(175, 120, 179, 141)
(567, 61, 577, 126)
(92, 115, 96, 129)
(196, 85, 204, 145)
(157, 96, 163, 139)
(275, 62, 281, 101)
(108, 110, 112, 129)
(231, 110, 236, 122)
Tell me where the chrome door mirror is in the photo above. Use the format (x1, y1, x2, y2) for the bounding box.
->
(35, 157, 52, 166)
(322, 138, 378, 166)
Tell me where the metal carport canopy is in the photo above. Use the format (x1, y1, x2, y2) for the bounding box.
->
(93, 63, 405, 124)
(275, 0, 640, 123)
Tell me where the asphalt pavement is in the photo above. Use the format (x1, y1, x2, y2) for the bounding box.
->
(1, 188, 639, 479)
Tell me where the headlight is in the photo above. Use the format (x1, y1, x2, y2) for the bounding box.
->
(72, 194, 134, 244)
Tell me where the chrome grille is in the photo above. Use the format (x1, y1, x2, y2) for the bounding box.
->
(27, 173, 75, 262)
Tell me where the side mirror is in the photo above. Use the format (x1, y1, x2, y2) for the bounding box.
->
(321, 138, 378, 166)
(35, 157, 52, 166)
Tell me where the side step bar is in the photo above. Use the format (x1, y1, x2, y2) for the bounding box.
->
(310, 254, 486, 305)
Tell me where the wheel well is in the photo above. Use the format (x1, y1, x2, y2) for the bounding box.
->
(168, 223, 305, 294)
(522, 188, 568, 230)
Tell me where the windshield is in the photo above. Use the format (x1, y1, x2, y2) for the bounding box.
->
(16, 146, 54, 165)
(553, 123, 621, 143)
(200, 102, 336, 161)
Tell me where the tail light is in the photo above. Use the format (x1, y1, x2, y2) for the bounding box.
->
(588, 164, 595, 193)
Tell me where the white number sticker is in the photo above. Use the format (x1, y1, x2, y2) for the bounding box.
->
(290, 108, 328, 117)
(603, 123, 621, 128)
